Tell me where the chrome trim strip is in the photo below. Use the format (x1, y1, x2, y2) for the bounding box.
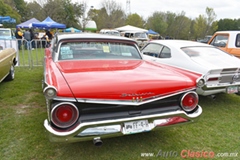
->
(205, 82, 240, 88)
(44, 105, 202, 137)
(53, 97, 77, 102)
(76, 88, 196, 105)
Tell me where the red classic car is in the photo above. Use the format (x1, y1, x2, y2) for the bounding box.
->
(42, 33, 202, 145)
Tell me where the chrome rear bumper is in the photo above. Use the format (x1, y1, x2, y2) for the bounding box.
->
(197, 85, 240, 96)
(44, 106, 202, 143)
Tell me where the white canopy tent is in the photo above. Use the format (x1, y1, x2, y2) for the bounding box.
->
(115, 25, 148, 32)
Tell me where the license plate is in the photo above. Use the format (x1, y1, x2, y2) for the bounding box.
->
(226, 86, 238, 94)
(124, 120, 149, 134)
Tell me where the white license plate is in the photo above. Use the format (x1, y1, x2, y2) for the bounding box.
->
(124, 120, 149, 134)
(226, 86, 238, 94)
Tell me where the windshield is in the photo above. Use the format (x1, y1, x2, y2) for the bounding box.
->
(105, 31, 120, 36)
(181, 46, 230, 58)
(0, 29, 11, 39)
(59, 41, 141, 60)
(135, 32, 147, 38)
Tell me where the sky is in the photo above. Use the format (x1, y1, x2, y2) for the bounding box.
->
(73, 0, 240, 20)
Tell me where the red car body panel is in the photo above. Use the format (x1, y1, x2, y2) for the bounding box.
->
(45, 59, 200, 100)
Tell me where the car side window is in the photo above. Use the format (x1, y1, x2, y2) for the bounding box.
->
(235, 34, 240, 47)
(142, 43, 163, 57)
(210, 35, 228, 47)
(159, 47, 171, 58)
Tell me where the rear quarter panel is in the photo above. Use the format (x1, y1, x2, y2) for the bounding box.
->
(44, 48, 74, 98)
(0, 48, 16, 82)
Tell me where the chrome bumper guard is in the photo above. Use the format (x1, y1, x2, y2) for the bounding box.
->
(44, 106, 202, 143)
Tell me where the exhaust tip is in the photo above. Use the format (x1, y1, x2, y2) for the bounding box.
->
(209, 95, 216, 100)
(93, 137, 103, 147)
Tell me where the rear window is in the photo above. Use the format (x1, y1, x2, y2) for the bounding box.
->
(58, 41, 141, 60)
(181, 46, 230, 58)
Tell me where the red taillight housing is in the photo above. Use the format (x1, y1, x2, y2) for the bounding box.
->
(51, 103, 79, 128)
(181, 91, 199, 112)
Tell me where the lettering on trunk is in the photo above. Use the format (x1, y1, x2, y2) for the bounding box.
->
(121, 92, 155, 97)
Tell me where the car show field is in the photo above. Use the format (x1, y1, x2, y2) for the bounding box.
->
(1, 0, 240, 159)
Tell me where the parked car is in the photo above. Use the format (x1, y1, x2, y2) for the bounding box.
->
(43, 33, 202, 144)
(208, 31, 240, 58)
(0, 47, 17, 83)
(141, 40, 240, 97)
(0, 28, 16, 40)
(198, 35, 212, 43)
(122, 30, 149, 48)
(99, 29, 121, 36)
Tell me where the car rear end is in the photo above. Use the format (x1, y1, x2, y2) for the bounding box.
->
(197, 68, 240, 96)
(43, 33, 202, 144)
(43, 88, 202, 144)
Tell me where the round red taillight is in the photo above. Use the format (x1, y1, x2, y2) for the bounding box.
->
(51, 103, 79, 128)
(181, 91, 199, 112)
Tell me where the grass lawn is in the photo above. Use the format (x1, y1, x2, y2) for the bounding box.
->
(0, 67, 239, 160)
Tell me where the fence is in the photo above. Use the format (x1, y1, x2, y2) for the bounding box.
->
(0, 39, 48, 68)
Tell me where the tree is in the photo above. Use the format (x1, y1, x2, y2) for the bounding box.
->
(28, 0, 83, 28)
(0, 0, 21, 25)
(79, 0, 93, 31)
(13, 0, 29, 21)
(146, 11, 168, 37)
(217, 18, 238, 31)
(62, 0, 82, 28)
(205, 7, 217, 35)
(96, 0, 125, 29)
(125, 13, 145, 28)
(26, 1, 45, 21)
(42, 0, 66, 23)
(164, 11, 177, 38)
(193, 14, 207, 39)
(172, 12, 191, 39)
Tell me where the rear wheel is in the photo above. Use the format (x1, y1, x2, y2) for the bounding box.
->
(5, 65, 15, 81)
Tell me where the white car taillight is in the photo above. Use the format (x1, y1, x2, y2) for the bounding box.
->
(180, 91, 199, 112)
(51, 102, 79, 128)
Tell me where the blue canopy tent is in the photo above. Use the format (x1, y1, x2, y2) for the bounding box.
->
(0, 16, 16, 23)
(64, 27, 81, 32)
(16, 18, 40, 28)
(147, 29, 159, 35)
(32, 16, 66, 29)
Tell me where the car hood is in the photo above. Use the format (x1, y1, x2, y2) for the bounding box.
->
(56, 60, 196, 100)
(190, 54, 240, 70)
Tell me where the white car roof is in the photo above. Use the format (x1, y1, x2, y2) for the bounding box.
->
(56, 32, 136, 42)
(151, 39, 212, 48)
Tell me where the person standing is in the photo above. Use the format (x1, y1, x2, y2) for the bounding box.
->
(30, 28, 35, 49)
(23, 29, 31, 50)
(15, 27, 23, 50)
(42, 29, 53, 47)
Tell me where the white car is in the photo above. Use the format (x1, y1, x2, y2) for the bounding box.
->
(141, 40, 240, 97)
